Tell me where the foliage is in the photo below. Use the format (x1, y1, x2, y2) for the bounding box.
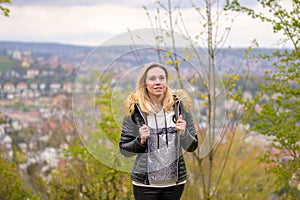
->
(0, 153, 41, 200)
(95, 73, 121, 144)
(0, 56, 16, 73)
(183, 128, 276, 199)
(0, 0, 10, 17)
(225, 0, 300, 198)
(46, 73, 133, 199)
(47, 140, 132, 200)
(0, 111, 3, 124)
(225, 0, 299, 49)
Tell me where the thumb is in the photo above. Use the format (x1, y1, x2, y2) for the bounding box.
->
(179, 114, 182, 120)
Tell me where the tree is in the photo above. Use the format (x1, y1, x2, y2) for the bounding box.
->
(48, 74, 133, 199)
(0, 0, 10, 17)
(47, 140, 132, 200)
(225, 0, 300, 199)
(0, 153, 41, 200)
(139, 1, 249, 199)
(183, 127, 277, 199)
(0, 113, 42, 199)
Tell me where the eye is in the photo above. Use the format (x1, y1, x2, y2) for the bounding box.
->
(159, 76, 165, 80)
(149, 76, 156, 81)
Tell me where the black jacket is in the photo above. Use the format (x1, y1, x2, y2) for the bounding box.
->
(119, 93, 198, 185)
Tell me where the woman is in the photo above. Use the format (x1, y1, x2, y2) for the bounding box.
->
(119, 62, 198, 200)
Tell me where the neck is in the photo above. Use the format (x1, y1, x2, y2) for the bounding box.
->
(148, 95, 164, 113)
(149, 95, 164, 106)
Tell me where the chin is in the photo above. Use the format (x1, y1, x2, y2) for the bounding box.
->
(154, 92, 164, 96)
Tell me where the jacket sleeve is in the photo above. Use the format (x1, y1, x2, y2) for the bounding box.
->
(119, 116, 147, 157)
(180, 111, 198, 152)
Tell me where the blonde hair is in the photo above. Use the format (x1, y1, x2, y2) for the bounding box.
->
(131, 62, 175, 114)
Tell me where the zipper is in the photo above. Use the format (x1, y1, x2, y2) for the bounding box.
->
(176, 100, 181, 183)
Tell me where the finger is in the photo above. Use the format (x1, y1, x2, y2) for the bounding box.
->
(177, 115, 182, 123)
(143, 124, 149, 130)
(141, 124, 147, 129)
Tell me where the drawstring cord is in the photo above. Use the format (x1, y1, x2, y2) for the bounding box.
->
(154, 109, 169, 149)
(163, 109, 168, 148)
(154, 113, 159, 149)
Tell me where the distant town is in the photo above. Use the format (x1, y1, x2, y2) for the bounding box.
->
(0, 41, 279, 181)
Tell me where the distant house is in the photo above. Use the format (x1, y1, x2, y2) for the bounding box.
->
(11, 120, 22, 130)
(12, 50, 22, 60)
(50, 83, 61, 93)
(29, 83, 38, 90)
(34, 90, 41, 98)
(3, 82, 15, 93)
(26, 69, 39, 78)
(40, 147, 59, 168)
(73, 82, 84, 93)
(39, 83, 47, 91)
(21, 57, 31, 68)
(41, 70, 48, 76)
(10, 70, 20, 78)
(7, 93, 15, 100)
(16, 82, 28, 92)
(63, 82, 73, 93)
(27, 90, 35, 98)
(18, 142, 27, 153)
(0, 134, 12, 150)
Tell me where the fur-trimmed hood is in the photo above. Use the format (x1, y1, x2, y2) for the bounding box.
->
(123, 89, 193, 116)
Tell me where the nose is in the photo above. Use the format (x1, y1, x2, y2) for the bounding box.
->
(154, 79, 161, 84)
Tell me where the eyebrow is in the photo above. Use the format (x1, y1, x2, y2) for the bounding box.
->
(148, 73, 166, 77)
(148, 75, 165, 78)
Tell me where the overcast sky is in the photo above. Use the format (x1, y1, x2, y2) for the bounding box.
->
(0, 0, 292, 47)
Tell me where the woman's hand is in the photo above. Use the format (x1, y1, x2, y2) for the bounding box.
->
(139, 124, 150, 144)
(176, 115, 186, 136)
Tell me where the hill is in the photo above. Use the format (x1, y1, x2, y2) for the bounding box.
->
(0, 41, 93, 53)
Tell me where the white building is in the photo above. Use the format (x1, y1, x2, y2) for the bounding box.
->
(63, 82, 73, 93)
(26, 69, 39, 78)
(29, 83, 38, 90)
(39, 83, 47, 91)
(0, 135, 12, 150)
(50, 83, 61, 93)
(3, 82, 15, 93)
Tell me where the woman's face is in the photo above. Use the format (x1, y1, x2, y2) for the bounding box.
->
(145, 67, 167, 98)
